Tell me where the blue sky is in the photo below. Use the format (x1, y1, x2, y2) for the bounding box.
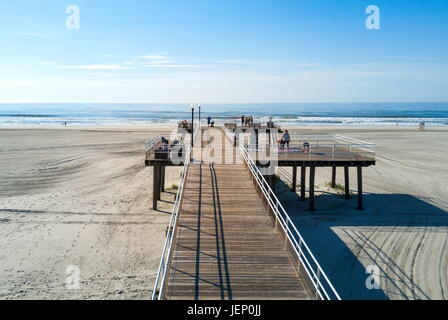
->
(0, 0, 447, 103)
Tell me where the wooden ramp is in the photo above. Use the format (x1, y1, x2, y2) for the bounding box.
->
(165, 163, 312, 300)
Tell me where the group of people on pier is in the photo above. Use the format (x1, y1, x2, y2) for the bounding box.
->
(179, 120, 189, 129)
(241, 115, 254, 126)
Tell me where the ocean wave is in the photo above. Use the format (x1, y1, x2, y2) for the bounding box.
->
(0, 114, 56, 118)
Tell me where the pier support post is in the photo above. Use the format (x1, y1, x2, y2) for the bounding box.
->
(255, 129, 259, 150)
(331, 166, 336, 188)
(300, 166, 306, 201)
(357, 166, 363, 210)
(153, 164, 160, 210)
(160, 166, 165, 193)
(309, 166, 316, 211)
(156, 165, 162, 201)
(270, 174, 276, 193)
(344, 166, 350, 200)
(263, 174, 276, 193)
(263, 170, 276, 194)
(292, 166, 297, 192)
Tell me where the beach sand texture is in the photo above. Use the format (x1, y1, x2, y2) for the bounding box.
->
(0, 127, 181, 299)
(0, 126, 447, 300)
(276, 127, 448, 300)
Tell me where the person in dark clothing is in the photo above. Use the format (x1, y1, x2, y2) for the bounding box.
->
(241, 115, 245, 125)
(281, 130, 291, 149)
(207, 116, 212, 127)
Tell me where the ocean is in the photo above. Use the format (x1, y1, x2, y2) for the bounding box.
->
(0, 103, 447, 128)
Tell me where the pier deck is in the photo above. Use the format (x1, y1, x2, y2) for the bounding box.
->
(150, 126, 375, 300)
(165, 163, 312, 300)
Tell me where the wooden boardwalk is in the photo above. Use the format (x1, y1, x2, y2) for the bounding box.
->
(149, 127, 368, 299)
(165, 163, 312, 300)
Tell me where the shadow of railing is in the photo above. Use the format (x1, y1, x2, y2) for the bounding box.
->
(171, 163, 232, 300)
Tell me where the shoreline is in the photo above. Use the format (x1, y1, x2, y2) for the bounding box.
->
(0, 125, 447, 131)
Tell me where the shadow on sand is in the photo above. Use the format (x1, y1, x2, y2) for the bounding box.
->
(276, 179, 448, 300)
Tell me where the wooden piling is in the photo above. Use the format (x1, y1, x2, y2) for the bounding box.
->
(344, 166, 350, 200)
(300, 166, 306, 201)
(292, 166, 297, 192)
(153, 164, 159, 210)
(357, 166, 363, 210)
(157, 165, 162, 201)
(331, 166, 336, 188)
(309, 166, 316, 211)
(160, 166, 165, 193)
(269, 174, 276, 193)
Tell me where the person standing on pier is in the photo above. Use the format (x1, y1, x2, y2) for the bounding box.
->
(207, 116, 212, 127)
(281, 130, 291, 150)
(241, 115, 245, 125)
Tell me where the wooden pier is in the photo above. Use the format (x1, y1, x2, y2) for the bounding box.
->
(165, 163, 312, 300)
(147, 125, 375, 300)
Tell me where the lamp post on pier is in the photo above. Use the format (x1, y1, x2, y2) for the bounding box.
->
(191, 104, 195, 148)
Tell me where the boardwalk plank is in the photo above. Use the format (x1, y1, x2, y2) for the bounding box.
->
(165, 159, 312, 300)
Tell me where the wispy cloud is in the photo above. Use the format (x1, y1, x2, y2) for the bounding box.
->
(143, 64, 200, 68)
(11, 31, 57, 41)
(40, 61, 59, 65)
(148, 60, 177, 65)
(139, 54, 169, 60)
(137, 53, 200, 68)
(63, 64, 134, 70)
(87, 72, 118, 77)
(13, 31, 45, 37)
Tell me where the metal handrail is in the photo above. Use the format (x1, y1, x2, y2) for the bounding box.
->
(144, 135, 163, 152)
(334, 134, 375, 146)
(223, 125, 235, 143)
(244, 143, 375, 162)
(151, 146, 192, 300)
(240, 145, 341, 300)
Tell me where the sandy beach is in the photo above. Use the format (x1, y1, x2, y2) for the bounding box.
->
(276, 126, 448, 300)
(0, 125, 447, 300)
(0, 126, 181, 299)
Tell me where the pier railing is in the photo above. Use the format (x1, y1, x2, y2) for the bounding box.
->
(240, 145, 341, 300)
(244, 134, 375, 161)
(151, 146, 192, 300)
(223, 125, 235, 144)
(144, 135, 164, 153)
